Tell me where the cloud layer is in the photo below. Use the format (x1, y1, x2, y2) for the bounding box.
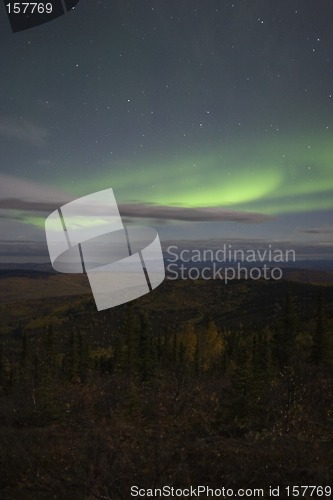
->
(0, 175, 272, 224)
(118, 203, 272, 223)
(0, 117, 48, 146)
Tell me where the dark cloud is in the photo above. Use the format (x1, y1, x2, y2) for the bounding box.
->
(0, 198, 63, 213)
(299, 227, 333, 234)
(0, 197, 272, 224)
(118, 203, 273, 223)
(0, 240, 47, 257)
(0, 175, 70, 204)
(0, 117, 48, 146)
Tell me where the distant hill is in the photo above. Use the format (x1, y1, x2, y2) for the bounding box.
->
(0, 262, 55, 273)
(0, 268, 333, 336)
(0, 270, 90, 304)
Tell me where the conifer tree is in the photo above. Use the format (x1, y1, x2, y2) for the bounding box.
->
(45, 325, 55, 371)
(20, 332, 31, 380)
(274, 292, 297, 367)
(182, 322, 197, 365)
(65, 331, 80, 382)
(137, 311, 155, 381)
(78, 331, 91, 383)
(312, 290, 326, 364)
(253, 328, 272, 377)
(0, 342, 4, 390)
(122, 304, 140, 372)
(172, 331, 178, 365)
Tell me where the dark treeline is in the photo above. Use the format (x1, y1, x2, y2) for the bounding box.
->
(0, 285, 332, 499)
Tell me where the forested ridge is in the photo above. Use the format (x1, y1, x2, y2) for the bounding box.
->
(0, 278, 332, 498)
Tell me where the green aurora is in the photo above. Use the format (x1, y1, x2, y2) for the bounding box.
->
(62, 133, 333, 215)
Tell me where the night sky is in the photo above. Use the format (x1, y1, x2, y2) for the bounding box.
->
(0, 0, 332, 263)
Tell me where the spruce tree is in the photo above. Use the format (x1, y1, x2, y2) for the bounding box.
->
(0, 342, 4, 390)
(78, 331, 91, 382)
(65, 331, 80, 382)
(20, 331, 31, 381)
(122, 304, 140, 372)
(275, 292, 297, 367)
(137, 311, 155, 381)
(312, 290, 325, 364)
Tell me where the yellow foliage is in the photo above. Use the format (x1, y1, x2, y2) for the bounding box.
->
(198, 320, 224, 371)
(179, 320, 224, 370)
(182, 323, 197, 362)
